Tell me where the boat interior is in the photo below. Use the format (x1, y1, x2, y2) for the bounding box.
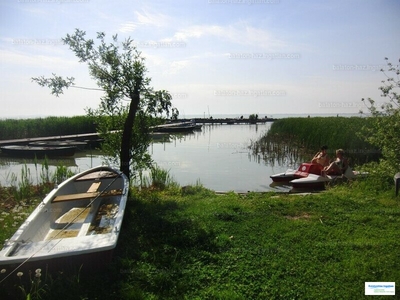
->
(6, 169, 125, 257)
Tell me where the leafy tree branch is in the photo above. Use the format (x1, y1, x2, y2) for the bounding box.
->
(32, 29, 179, 179)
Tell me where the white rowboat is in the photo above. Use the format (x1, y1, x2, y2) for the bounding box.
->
(0, 165, 129, 279)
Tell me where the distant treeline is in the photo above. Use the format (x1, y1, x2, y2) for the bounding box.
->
(0, 116, 97, 140)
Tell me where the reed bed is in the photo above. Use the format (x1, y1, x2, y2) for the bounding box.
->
(0, 116, 96, 140)
(251, 116, 379, 166)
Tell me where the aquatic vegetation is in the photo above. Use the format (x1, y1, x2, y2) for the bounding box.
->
(138, 165, 178, 191)
(250, 116, 380, 167)
(0, 116, 96, 140)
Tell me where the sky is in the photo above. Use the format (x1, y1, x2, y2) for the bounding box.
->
(0, 0, 399, 119)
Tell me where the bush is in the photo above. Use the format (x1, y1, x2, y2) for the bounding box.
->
(360, 58, 400, 179)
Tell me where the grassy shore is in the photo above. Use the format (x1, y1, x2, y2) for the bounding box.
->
(1, 177, 399, 299)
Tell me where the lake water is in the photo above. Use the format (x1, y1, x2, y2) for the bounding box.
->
(0, 124, 294, 192)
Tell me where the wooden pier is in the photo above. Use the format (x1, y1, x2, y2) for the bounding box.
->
(0, 132, 101, 146)
(179, 117, 276, 125)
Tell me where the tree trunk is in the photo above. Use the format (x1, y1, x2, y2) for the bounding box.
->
(120, 90, 140, 179)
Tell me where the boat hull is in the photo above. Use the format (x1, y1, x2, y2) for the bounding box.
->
(270, 170, 298, 182)
(290, 168, 357, 189)
(270, 163, 324, 183)
(29, 140, 87, 151)
(0, 166, 129, 280)
(152, 125, 195, 133)
(290, 174, 329, 189)
(0, 145, 76, 157)
(151, 121, 197, 133)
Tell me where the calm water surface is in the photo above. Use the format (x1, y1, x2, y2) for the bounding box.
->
(0, 124, 293, 192)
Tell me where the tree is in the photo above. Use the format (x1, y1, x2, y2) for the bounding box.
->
(360, 57, 400, 181)
(249, 113, 258, 124)
(32, 29, 179, 179)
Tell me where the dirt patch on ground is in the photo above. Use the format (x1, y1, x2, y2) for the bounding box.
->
(284, 213, 311, 220)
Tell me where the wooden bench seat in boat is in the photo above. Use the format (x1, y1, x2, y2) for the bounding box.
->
(52, 189, 123, 203)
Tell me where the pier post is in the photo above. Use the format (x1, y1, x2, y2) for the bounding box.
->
(395, 173, 400, 197)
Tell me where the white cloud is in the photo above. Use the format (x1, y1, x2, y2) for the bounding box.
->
(167, 60, 190, 75)
(119, 22, 137, 33)
(171, 23, 286, 50)
(118, 10, 170, 33)
(135, 11, 169, 27)
(140, 52, 191, 76)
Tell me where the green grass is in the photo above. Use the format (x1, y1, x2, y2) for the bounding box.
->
(1, 178, 399, 299)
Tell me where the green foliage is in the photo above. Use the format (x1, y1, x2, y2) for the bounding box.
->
(32, 29, 179, 179)
(91, 109, 157, 178)
(249, 113, 258, 119)
(9, 164, 33, 201)
(31, 73, 74, 97)
(52, 165, 75, 184)
(136, 165, 178, 191)
(148, 166, 173, 190)
(180, 180, 213, 196)
(0, 116, 96, 140)
(266, 116, 374, 151)
(248, 113, 258, 123)
(360, 58, 400, 182)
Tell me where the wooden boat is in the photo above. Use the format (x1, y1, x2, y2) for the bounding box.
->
(29, 140, 87, 151)
(0, 145, 76, 158)
(151, 121, 196, 133)
(0, 166, 129, 279)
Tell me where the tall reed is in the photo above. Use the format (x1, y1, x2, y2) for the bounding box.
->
(139, 165, 177, 190)
(251, 116, 379, 166)
(5, 163, 75, 201)
(0, 116, 97, 140)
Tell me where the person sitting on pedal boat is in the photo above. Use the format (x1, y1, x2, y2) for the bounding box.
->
(322, 149, 348, 176)
(311, 145, 330, 167)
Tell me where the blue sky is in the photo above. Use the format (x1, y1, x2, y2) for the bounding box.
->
(0, 0, 399, 118)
